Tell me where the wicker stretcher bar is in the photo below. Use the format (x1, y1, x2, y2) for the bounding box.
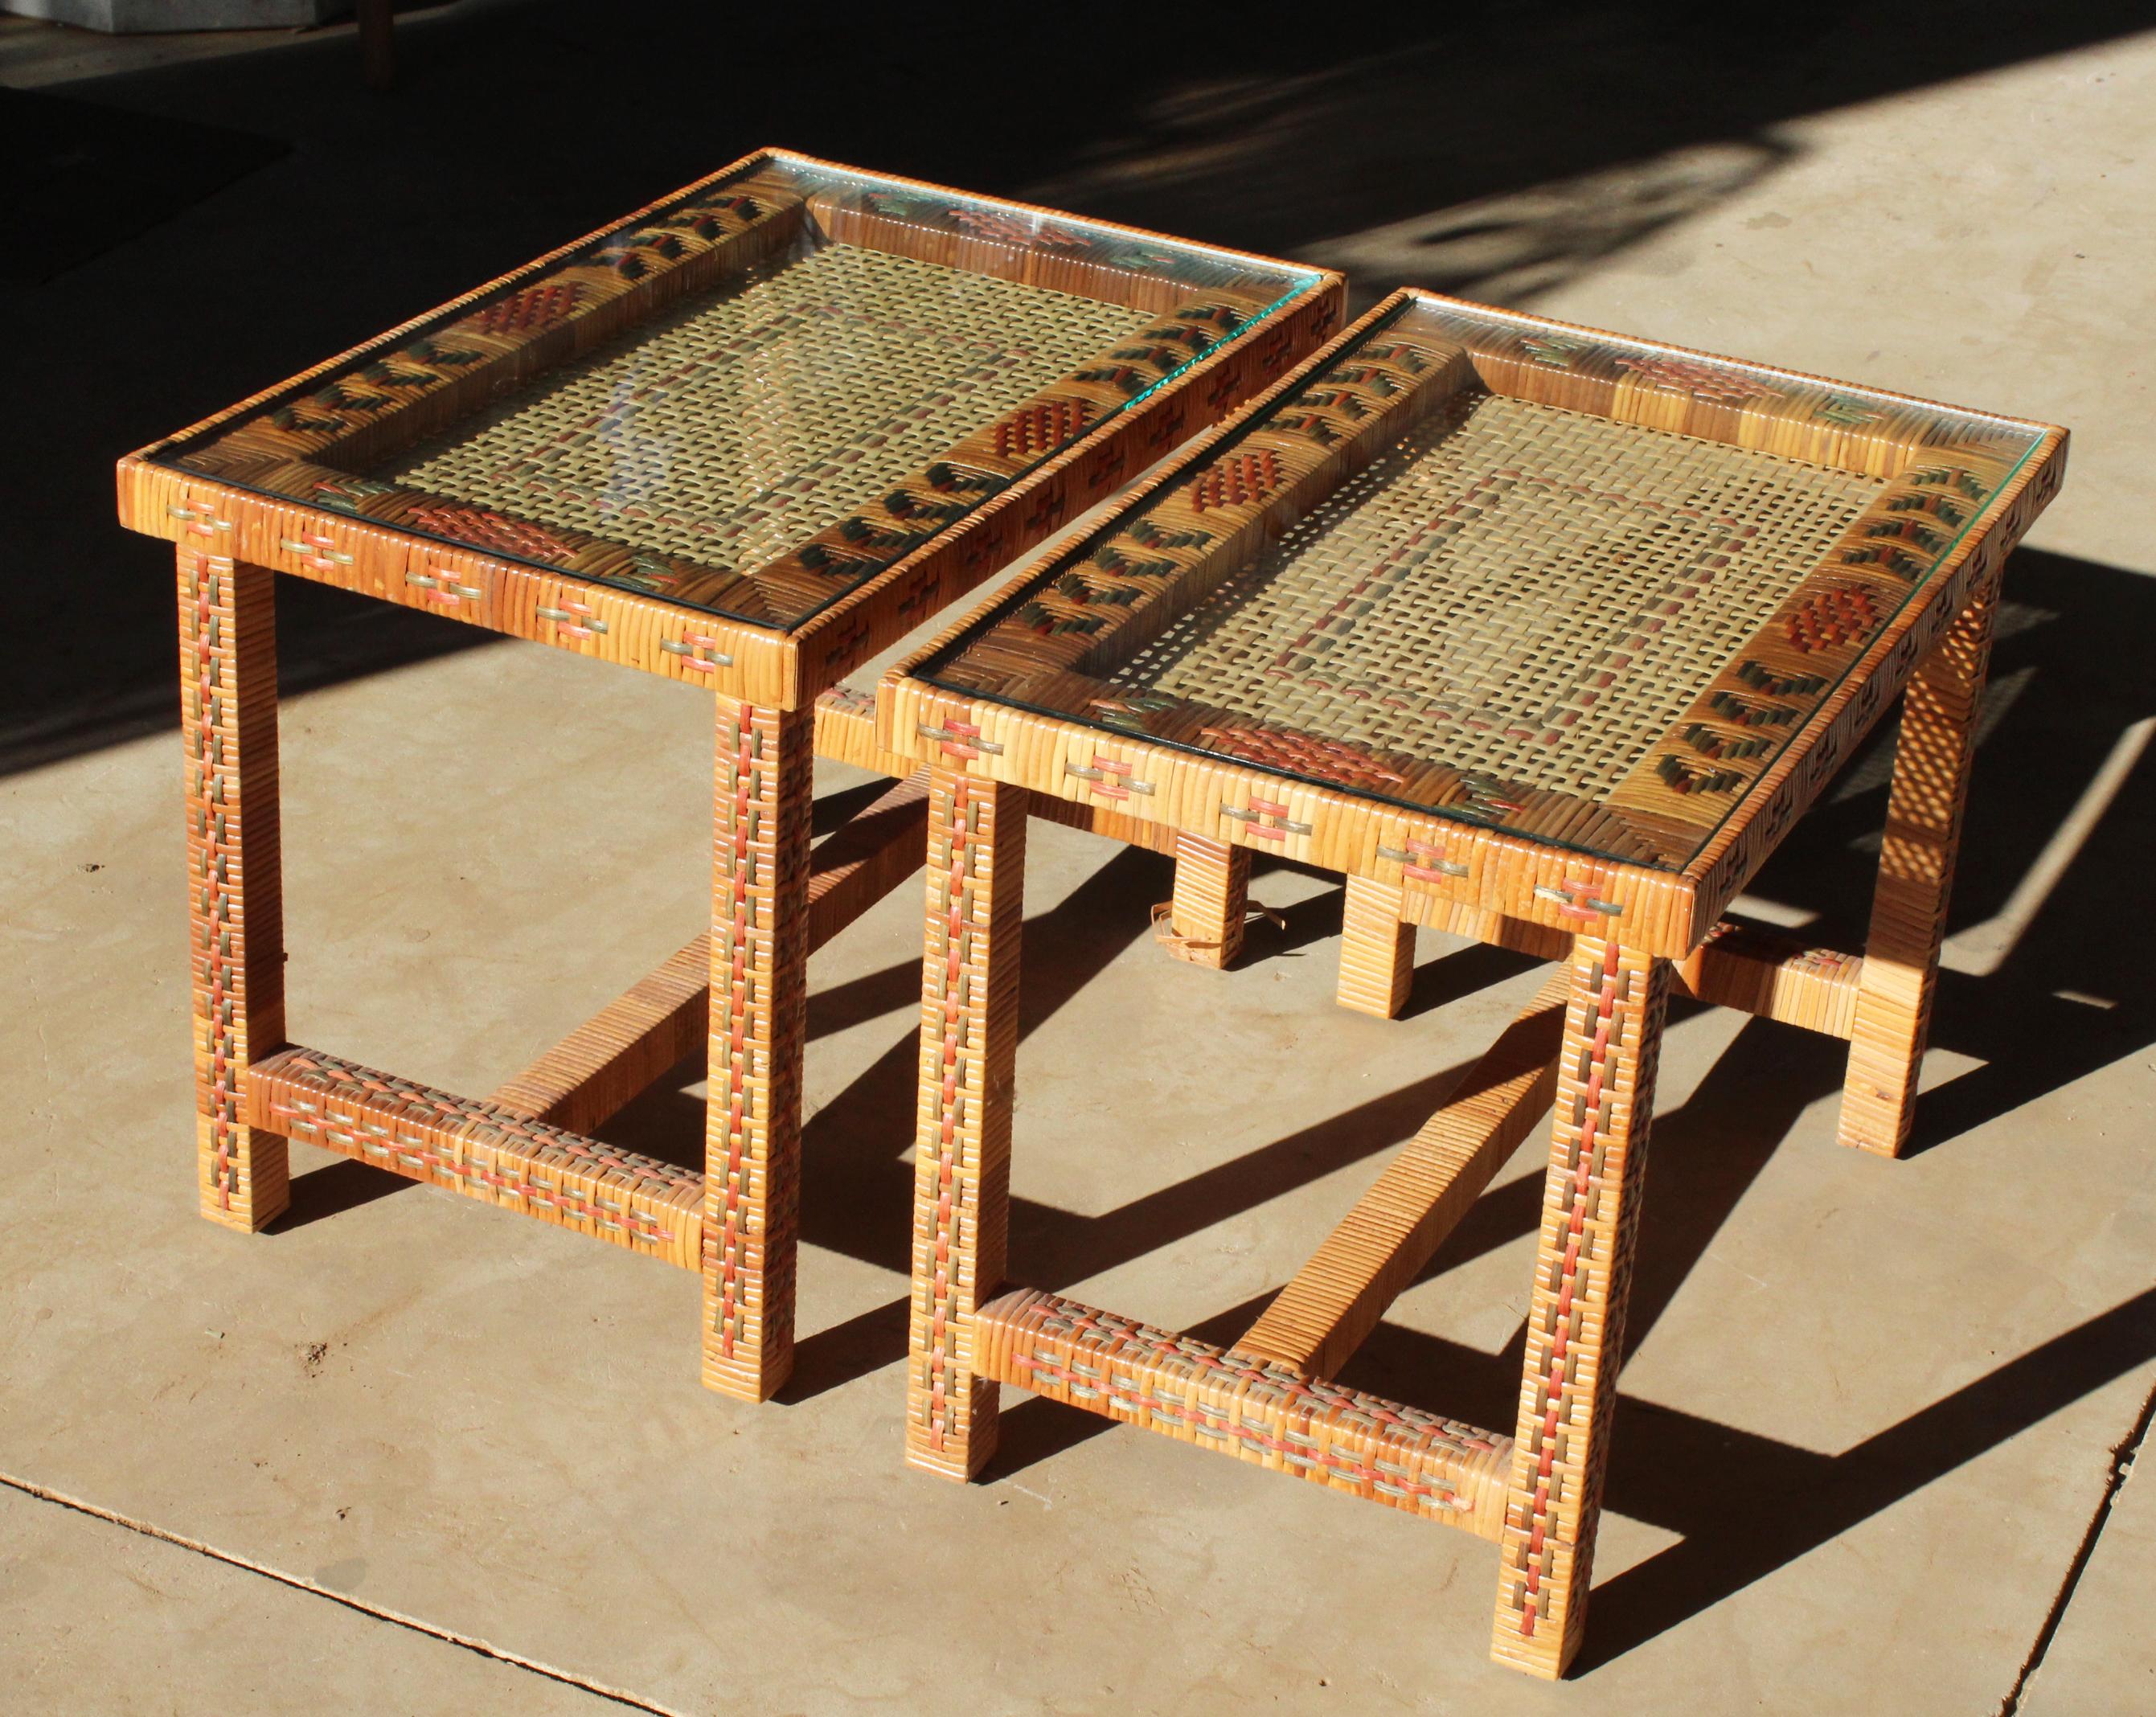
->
(1236, 969, 1568, 1379)
(1406, 898, 1865, 1039)
(481, 751, 1183, 1134)
(974, 1289, 1515, 1539)
(489, 769, 934, 1134)
(248, 1047, 705, 1269)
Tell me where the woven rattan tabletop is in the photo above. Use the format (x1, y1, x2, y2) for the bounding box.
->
(902, 292, 2061, 875)
(130, 150, 1324, 633)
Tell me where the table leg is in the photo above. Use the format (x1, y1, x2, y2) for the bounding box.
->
(1337, 875, 1416, 1018)
(1162, 833, 1248, 969)
(179, 547, 289, 1232)
(702, 696, 812, 1401)
(1491, 936, 1670, 1679)
(907, 769, 1027, 1479)
(1838, 572, 2000, 1157)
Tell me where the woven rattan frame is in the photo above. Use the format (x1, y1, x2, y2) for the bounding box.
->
(121, 151, 1341, 1407)
(883, 289, 2064, 1678)
(883, 292, 2064, 954)
(120, 148, 1342, 711)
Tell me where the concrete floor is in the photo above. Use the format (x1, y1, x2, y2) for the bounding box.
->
(3, 6, 2153, 1712)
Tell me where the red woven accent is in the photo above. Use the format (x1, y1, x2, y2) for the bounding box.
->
(950, 207, 1086, 248)
(1614, 352, 1769, 405)
(404, 502, 577, 562)
(469, 281, 581, 335)
(1785, 584, 1880, 653)
(1199, 723, 1406, 792)
(709, 706, 760, 1360)
(1188, 449, 1282, 513)
(924, 776, 976, 1453)
(183, 548, 241, 1209)
(992, 397, 1096, 459)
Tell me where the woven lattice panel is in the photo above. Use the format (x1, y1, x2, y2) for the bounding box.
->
(1105, 393, 1884, 801)
(390, 244, 1142, 580)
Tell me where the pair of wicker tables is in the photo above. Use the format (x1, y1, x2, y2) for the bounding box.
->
(118, 148, 2065, 1680)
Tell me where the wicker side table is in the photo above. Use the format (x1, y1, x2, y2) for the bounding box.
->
(117, 146, 1340, 1404)
(878, 289, 2064, 1677)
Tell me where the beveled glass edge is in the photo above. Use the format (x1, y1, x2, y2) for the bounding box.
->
(767, 151, 1327, 283)
(1405, 293, 2050, 453)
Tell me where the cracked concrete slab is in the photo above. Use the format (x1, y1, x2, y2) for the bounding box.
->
(2023, 1412, 2156, 1713)
(0, 1484, 632, 1714)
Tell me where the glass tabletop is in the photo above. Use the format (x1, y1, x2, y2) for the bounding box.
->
(913, 293, 2047, 870)
(150, 152, 1323, 631)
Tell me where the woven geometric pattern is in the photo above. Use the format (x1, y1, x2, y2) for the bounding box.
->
(137, 150, 1335, 640)
(393, 244, 1142, 581)
(912, 289, 2050, 868)
(1106, 394, 1884, 801)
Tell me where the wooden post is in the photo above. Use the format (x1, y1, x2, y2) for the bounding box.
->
(702, 697, 812, 1400)
(1839, 572, 1999, 1156)
(1337, 875, 1416, 1018)
(906, 770, 1027, 1478)
(1162, 833, 1249, 968)
(179, 544, 289, 1231)
(1491, 936, 1670, 1678)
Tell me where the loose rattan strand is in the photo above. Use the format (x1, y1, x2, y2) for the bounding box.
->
(391, 243, 1143, 579)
